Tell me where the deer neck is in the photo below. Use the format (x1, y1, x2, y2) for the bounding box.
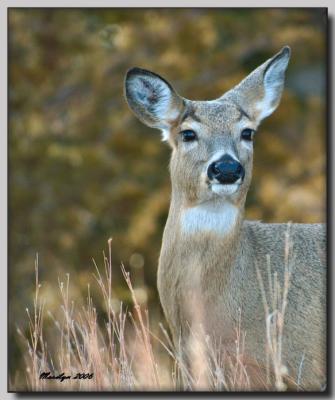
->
(167, 190, 245, 262)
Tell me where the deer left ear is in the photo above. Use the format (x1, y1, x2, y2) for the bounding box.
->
(257, 46, 291, 120)
(222, 46, 291, 123)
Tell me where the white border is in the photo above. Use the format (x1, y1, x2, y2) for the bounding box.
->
(1, 2, 333, 399)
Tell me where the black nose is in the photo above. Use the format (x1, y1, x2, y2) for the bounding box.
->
(208, 154, 245, 184)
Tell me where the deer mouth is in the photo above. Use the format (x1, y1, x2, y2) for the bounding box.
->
(210, 179, 242, 196)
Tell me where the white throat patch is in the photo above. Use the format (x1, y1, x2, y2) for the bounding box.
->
(181, 202, 238, 236)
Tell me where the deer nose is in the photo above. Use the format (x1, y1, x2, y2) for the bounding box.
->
(208, 155, 245, 184)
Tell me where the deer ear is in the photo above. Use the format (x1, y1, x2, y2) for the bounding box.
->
(257, 46, 291, 120)
(124, 68, 184, 140)
(224, 46, 291, 123)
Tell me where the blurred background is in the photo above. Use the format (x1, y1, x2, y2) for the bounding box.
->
(9, 8, 326, 381)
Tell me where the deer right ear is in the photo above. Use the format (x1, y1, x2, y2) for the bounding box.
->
(124, 68, 184, 140)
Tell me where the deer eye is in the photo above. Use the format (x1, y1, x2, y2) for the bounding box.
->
(241, 128, 255, 142)
(180, 130, 197, 142)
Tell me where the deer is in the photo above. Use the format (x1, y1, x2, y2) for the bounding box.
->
(124, 46, 326, 391)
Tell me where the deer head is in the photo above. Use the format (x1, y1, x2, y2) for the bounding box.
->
(124, 47, 290, 209)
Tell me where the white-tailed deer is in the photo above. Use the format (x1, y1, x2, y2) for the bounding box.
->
(124, 47, 326, 391)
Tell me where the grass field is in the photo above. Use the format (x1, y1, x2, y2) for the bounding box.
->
(11, 234, 305, 392)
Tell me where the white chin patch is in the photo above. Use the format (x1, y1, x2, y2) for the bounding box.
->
(211, 183, 239, 196)
(181, 202, 238, 236)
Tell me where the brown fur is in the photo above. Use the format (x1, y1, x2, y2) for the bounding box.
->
(124, 47, 326, 390)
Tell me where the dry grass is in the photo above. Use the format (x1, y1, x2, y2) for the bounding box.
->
(255, 222, 294, 391)
(14, 235, 299, 392)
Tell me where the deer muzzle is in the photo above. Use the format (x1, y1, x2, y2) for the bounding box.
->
(207, 154, 245, 184)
